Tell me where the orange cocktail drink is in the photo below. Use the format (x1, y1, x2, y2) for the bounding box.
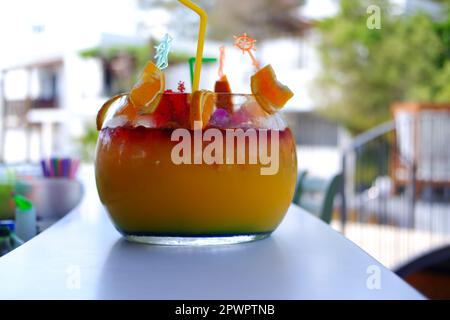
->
(95, 0, 297, 244)
(95, 93, 297, 244)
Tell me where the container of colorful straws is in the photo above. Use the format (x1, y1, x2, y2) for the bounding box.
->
(40, 158, 80, 179)
(27, 158, 84, 222)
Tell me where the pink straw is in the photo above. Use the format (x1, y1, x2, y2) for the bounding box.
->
(69, 159, 80, 179)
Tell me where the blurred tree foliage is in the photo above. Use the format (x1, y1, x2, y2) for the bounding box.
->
(80, 45, 192, 75)
(208, 0, 307, 40)
(80, 45, 192, 95)
(147, 0, 307, 40)
(75, 123, 98, 163)
(315, 0, 450, 134)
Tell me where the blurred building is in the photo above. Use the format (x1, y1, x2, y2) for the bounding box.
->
(0, 0, 150, 162)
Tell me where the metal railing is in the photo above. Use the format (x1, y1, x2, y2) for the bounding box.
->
(340, 116, 450, 268)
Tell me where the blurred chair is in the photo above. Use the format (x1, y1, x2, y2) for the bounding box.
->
(293, 171, 342, 224)
(395, 245, 450, 299)
(392, 103, 450, 196)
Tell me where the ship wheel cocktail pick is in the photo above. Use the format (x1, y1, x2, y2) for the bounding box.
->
(234, 33, 260, 70)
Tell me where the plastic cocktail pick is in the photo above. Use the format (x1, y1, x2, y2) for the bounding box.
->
(218, 45, 225, 79)
(189, 57, 217, 87)
(178, 0, 208, 92)
(214, 45, 232, 111)
(14, 195, 33, 211)
(154, 33, 173, 70)
(234, 33, 260, 70)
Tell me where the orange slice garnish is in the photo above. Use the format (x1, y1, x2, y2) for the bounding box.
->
(190, 90, 216, 129)
(96, 94, 129, 130)
(116, 99, 139, 122)
(130, 61, 165, 114)
(214, 75, 233, 112)
(250, 64, 293, 114)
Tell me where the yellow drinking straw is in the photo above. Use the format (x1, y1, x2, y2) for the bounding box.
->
(178, 0, 207, 92)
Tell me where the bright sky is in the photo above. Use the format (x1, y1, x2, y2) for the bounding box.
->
(300, 0, 339, 19)
(0, 0, 155, 68)
(0, 0, 141, 37)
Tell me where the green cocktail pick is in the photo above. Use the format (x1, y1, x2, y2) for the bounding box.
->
(14, 194, 33, 211)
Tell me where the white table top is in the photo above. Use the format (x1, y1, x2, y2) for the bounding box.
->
(0, 168, 423, 300)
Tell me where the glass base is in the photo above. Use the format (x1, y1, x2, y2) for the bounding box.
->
(124, 233, 271, 246)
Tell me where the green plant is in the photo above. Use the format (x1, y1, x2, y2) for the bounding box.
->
(75, 123, 99, 163)
(354, 137, 392, 191)
(315, 0, 450, 134)
(147, 0, 306, 41)
(80, 44, 192, 71)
